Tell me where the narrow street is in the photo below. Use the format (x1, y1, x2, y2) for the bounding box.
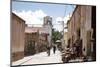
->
(12, 48, 62, 66)
(11, 1, 96, 66)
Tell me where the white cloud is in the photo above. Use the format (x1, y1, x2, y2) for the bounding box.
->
(55, 14, 71, 24)
(53, 14, 71, 31)
(13, 10, 47, 25)
(63, 13, 72, 24)
(56, 17, 63, 22)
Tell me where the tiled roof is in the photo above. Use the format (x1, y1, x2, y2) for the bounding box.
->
(25, 27, 49, 34)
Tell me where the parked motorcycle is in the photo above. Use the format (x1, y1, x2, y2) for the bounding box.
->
(61, 48, 71, 63)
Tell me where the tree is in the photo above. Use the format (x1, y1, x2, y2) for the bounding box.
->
(52, 28, 62, 44)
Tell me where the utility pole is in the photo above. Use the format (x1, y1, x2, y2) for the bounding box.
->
(58, 21, 65, 50)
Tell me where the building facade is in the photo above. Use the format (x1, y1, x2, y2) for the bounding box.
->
(43, 16, 53, 47)
(25, 26, 49, 56)
(38, 33, 49, 52)
(11, 13, 25, 61)
(24, 16, 53, 56)
(64, 32, 68, 48)
(24, 32, 39, 56)
(67, 5, 96, 60)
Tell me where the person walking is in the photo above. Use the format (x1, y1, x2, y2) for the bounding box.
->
(53, 45, 56, 54)
(46, 46, 51, 56)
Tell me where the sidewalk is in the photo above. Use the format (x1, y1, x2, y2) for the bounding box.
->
(12, 48, 62, 66)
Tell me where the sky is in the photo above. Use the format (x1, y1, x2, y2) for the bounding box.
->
(12, 0, 76, 31)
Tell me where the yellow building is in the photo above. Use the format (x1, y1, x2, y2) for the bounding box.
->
(64, 32, 68, 48)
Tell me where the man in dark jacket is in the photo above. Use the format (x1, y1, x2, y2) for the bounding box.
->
(53, 45, 56, 54)
(46, 46, 51, 56)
